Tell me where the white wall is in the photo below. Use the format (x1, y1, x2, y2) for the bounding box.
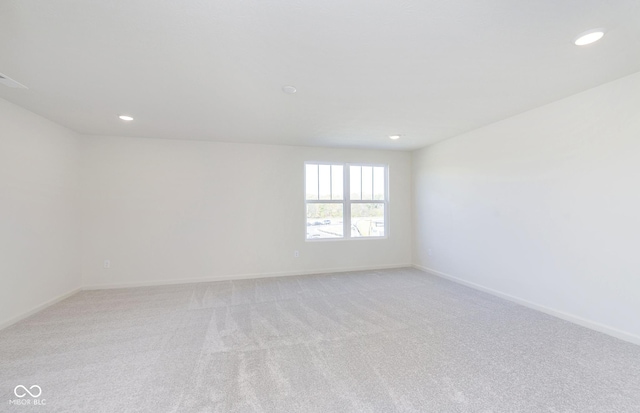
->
(80, 137, 412, 288)
(413, 71, 640, 343)
(0, 98, 81, 328)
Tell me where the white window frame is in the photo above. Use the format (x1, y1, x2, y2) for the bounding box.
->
(304, 162, 389, 241)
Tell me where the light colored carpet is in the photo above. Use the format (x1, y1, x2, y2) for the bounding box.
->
(1, 267, 639, 412)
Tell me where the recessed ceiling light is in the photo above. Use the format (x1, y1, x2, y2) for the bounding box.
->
(574, 29, 605, 46)
(118, 115, 134, 121)
(282, 85, 297, 94)
(389, 135, 401, 140)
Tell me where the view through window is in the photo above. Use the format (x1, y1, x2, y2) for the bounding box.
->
(305, 163, 387, 240)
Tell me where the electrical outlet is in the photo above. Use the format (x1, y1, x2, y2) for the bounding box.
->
(104, 259, 111, 269)
(294, 250, 299, 258)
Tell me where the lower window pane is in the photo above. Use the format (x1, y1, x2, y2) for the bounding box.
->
(351, 203, 385, 237)
(306, 204, 344, 239)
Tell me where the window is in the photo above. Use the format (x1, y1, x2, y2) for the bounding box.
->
(305, 163, 387, 240)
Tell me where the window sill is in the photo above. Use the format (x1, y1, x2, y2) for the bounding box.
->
(305, 236, 388, 242)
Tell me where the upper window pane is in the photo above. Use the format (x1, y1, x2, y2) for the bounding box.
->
(319, 164, 331, 200)
(373, 167, 385, 200)
(361, 166, 373, 200)
(350, 166, 361, 200)
(306, 164, 318, 200)
(331, 165, 343, 200)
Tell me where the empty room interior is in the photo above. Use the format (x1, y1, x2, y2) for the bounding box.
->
(1, 1, 640, 412)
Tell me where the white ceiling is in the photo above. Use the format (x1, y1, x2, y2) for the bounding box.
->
(1, 0, 639, 150)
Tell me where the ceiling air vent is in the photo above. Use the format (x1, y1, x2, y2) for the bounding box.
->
(0, 72, 28, 89)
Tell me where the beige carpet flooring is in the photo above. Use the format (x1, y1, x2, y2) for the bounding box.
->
(1, 267, 639, 412)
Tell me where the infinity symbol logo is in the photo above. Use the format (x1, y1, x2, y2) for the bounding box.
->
(14, 385, 42, 398)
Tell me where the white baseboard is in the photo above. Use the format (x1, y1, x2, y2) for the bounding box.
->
(83, 264, 412, 290)
(412, 264, 640, 346)
(0, 287, 82, 331)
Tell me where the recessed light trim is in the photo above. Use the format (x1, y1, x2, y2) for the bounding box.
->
(389, 135, 401, 140)
(282, 85, 297, 94)
(118, 115, 134, 121)
(574, 29, 605, 46)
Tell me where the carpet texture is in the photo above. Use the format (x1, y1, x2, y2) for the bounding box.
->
(1, 268, 639, 412)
